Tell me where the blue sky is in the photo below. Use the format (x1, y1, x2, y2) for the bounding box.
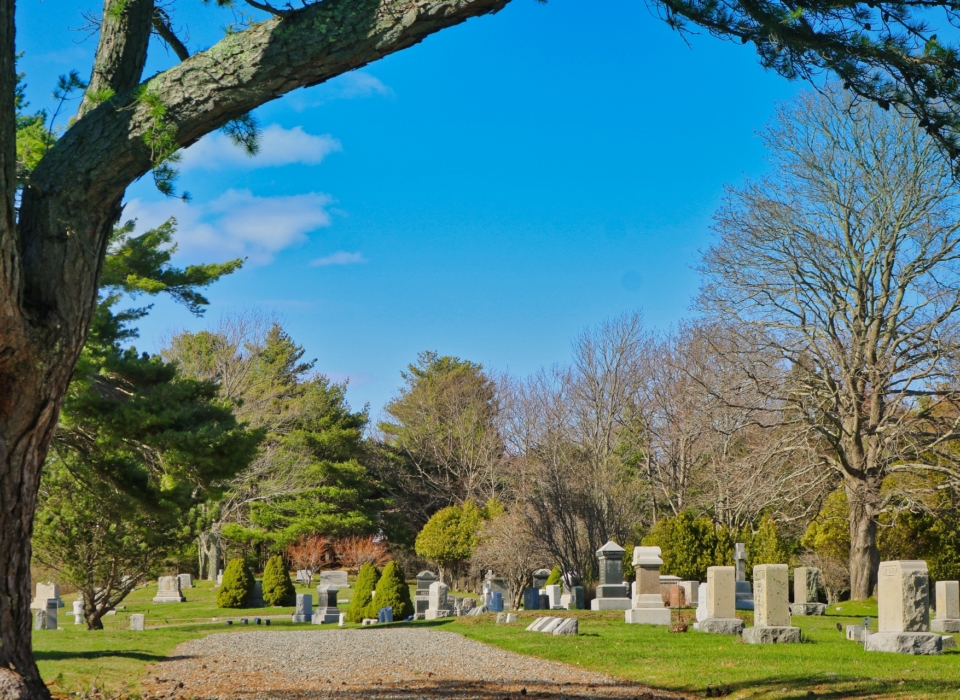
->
(18, 0, 799, 417)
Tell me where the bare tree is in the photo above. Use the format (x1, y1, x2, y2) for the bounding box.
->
(471, 509, 549, 609)
(699, 86, 960, 598)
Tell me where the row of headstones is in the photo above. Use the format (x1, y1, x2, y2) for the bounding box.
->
(414, 574, 482, 619)
(290, 586, 341, 624)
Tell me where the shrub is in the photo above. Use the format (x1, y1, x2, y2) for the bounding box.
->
(262, 555, 295, 606)
(366, 560, 413, 620)
(543, 565, 562, 589)
(217, 558, 254, 608)
(748, 515, 791, 575)
(415, 501, 482, 584)
(334, 536, 391, 573)
(643, 510, 719, 581)
(347, 562, 380, 623)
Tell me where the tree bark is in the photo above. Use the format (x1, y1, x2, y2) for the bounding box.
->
(845, 477, 881, 600)
(1, 2, 511, 696)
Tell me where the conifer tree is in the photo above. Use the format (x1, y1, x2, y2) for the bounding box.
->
(366, 561, 413, 620)
(217, 558, 254, 609)
(262, 555, 295, 606)
(543, 566, 562, 588)
(347, 562, 380, 623)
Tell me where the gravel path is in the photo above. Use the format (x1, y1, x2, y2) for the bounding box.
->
(140, 628, 681, 700)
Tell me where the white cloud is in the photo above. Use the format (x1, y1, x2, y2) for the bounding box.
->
(179, 124, 341, 172)
(287, 71, 394, 112)
(310, 251, 367, 267)
(124, 189, 334, 265)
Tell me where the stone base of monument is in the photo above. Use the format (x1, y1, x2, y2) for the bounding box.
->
(864, 631, 942, 655)
(742, 625, 801, 644)
(697, 617, 745, 635)
(424, 608, 452, 620)
(291, 614, 312, 623)
(931, 618, 960, 633)
(789, 602, 826, 616)
(624, 607, 671, 625)
(591, 597, 632, 611)
(151, 594, 185, 604)
(312, 610, 340, 624)
(942, 635, 957, 649)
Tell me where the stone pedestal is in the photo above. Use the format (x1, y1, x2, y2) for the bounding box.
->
(292, 593, 312, 623)
(152, 576, 185, 603)
(789, 602, 826, 615)
(625, 546, 671, 625)
(868, 560, 940, 655)
(313, 585, 340, 624)
(743, 626, 800, 644)
(698, 617, 744, 635)
(932, 580, 960, 632)
(865, 632, 942, 654)
(591, 541, 632, 611)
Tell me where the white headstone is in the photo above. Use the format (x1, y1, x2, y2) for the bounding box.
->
(30, 582, 62, 610)
(72, 600, 84, 625)
(130, 614, 145, 631)
(319, 570, 349, 588)
(152, 576, 185, 603)
(425, 580, 451, 619)
(292, 593, 313, 622)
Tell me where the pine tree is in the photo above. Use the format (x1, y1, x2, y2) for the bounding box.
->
(347, 562, 381, 623)
(366, 561, 413, 620)
(749, 515, 791, 575)
(543, 566, 562, 588)
(218, 558, 254, 609)
(262, 555, 295, 606)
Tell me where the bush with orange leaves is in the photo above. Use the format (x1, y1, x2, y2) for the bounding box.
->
(334, 536, 391, 573)
(287, 536, 331, 582)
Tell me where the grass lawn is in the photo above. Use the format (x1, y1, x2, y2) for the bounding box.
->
(33, 585, 960, 699)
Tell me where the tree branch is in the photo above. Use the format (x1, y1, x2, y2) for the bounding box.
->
(152, 9, 190, 61)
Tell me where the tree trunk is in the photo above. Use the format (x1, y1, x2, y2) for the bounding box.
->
(845, 478, 880, 600)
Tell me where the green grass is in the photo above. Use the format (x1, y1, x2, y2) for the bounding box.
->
(447, 602, 960, 699)
(33, 587, 960, 699)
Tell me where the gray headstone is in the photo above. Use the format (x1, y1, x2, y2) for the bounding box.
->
(44, 599, 58, 630)
(130, 614, 145, 631)
(292, 593, 312, 622)
(178, 573, 193, 589)
(319, 570, 349, 588)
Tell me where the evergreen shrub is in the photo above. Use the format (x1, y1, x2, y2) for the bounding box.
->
(347, 562, 380, 622)
(366, 560, 413, 620)
(217, 558, 254, 608)
(262, 555, 296, 606)
(543, 566, 562, 588)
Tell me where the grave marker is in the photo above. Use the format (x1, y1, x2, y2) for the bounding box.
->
(790, 567, 826, 615)
(742, 564, 800, 644)
(152, 576, 185, 604)
(698, 566, 744, 635)
(292, 593, 312, 623)
(931, 581, 960, 633)
(625, 546, 671, 625)
(864, 560, 941, 655)
(591, 541, 631, 610)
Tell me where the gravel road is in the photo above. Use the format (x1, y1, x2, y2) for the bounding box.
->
(140, 628, 680, 700)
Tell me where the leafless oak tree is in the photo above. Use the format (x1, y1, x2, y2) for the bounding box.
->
(699, 87, 960, 598)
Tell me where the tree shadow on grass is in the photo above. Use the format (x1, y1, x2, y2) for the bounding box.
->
(683, 673, 957, 699)
(34, 650, 174, 663)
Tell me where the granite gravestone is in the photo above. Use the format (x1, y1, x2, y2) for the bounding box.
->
(313, 585, 340, 624)
(742, 564, 800, 644)
(625, 546, 671, 625)
(932, 581, 960, 633)
(178, 573, 193, 590)
(698, 566, 744, 635)
(130, 614, 145, 631)
(152, 576, 185, 603)
(790, 567, 826, 615)
(425, 581, 452, 620)
(865, 560, 941, 655)
(591, 541, 632, 610)
(292, 593, 313, 623)
(30, 582, 63, 610)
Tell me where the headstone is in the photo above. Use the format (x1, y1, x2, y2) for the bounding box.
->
(483, 570, 512, 609)
(539, 593, 550, 610)
(736, 580, 755, 610)
(532, 569, 551, 589)
(932, 581, 960, 633)
(734, 543, 747, 582)
(742, 564, 800, 644)
(698, 566, 744, 635)
(425, 580, 453, 620)
(416, 571, 438, 596)
(30, 582, 63, 610)
(152, 576, 185, 603)
(523, 587, 541, 610)
(790, 567, 826, 615)
(72, 600, 84, 625)
(625, 546, 671, 625)
(490, 591, 504, 612)
(680, 581, 699, 608)
(44, 599, 58, 630)
(864, 560, 941, 655)
(668, 585, 686, 609)
(216, 569, 223, 587)
(542, 617, 565, 633)
(378, 606, 394, 623)
(339, 612, 346, 627)
(247, 580, 265, 608)
(319, 570, 349, 588)
(34, 610, 45, 631)
(553, 617, 579, 635)
(361, 618, 377, 626)
(545, 584, 562, 610)
(695, 583, 709, 623)
(292, 593, 312, 623)
(177, 573, 193, 590)
(296, 570, 312, 583)
(591, 541, 632, 610)
(130, 614, 145, 631)
(313, 585, 340, 624)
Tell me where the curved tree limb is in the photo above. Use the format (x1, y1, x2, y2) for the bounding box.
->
(152, 8, 191, 61)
